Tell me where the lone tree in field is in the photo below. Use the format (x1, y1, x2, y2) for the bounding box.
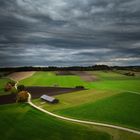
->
(4, 81, 16, 92)
(16, 91, 29, 102)
(16, 84, 28, 102)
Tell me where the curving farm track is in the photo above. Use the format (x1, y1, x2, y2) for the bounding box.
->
(27, 92, 140, 135)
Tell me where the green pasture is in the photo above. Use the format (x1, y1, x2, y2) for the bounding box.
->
(91, 70, 140, 80)
(20, 71, 140, 93)
(33, 89, 119, 112)
(114, 70, 140, 77)
(0, 71, 140, 140)
(20, 72, 86, 87)
(93, 71, 126, 80)
(0, 103, 111, 140)
(88, 79, 140, 92)
(55, 92, 140, 130)
(85, 71, 140, 92)
(6, 70, 140, 132)
(1, 104, 140, 140)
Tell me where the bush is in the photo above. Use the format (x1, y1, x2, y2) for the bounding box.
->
(53, 99, 59, 104)
(16, 91, 29, 102)
(75, 86, 85, 89)
(4, 81, 16, 92)
(9, 81, 16, 86)
(17, 85, 25, 92)
(4, 83, 12, 92)
(124, 72, 135, 76)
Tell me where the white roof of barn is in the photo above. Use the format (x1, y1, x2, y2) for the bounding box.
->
(40, 95, 55, 102)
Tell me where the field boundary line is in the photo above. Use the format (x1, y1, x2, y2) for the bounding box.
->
(125, 90, 140, 95)
(27, 93, 140, 135)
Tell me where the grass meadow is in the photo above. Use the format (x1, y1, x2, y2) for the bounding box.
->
(0, 103, 111, 140)
(55, 92, 140, 130)
(1, 70, 140, 140)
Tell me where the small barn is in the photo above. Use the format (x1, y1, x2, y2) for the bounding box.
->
(40, 95, 59, 104)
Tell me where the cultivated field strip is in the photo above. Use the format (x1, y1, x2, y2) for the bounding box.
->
(8, 71, 36, 81)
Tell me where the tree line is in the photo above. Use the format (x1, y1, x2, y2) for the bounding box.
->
(0, 65, 140, 73)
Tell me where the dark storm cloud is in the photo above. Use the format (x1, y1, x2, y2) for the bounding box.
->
(0, 0, 140, 67)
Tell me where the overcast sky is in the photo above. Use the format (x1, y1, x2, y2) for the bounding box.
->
(0, 0, 140, 67)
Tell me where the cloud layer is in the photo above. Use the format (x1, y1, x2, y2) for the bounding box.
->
(0, 0, 140, 67)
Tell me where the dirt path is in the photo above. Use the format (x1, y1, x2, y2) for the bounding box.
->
(124, 90, 140, 95)
(7, 71, 36, 81)
(27, 93, 140, 135)
(71, 71, 97, 82)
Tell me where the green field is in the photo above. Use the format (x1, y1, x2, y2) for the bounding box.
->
(33, 90, 140, 130)
(86, 71, 140, 92)
(1, 103, 140, 140)
(20, 71, 140, 92)
(55, 92, 140, 130)
(20, 72, 86, 87)
(91, 71, 140, 80)
(33, 89, 119, 112)
(88, 79, 140, 92)
(30, 71, 140, 131)
(0, 103, 111, 140)
(1, 70, 140, 140)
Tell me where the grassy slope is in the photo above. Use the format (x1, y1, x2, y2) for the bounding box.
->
(1, 104, 140, 140)
(86, 71, 140, 92)
(21, 71, 140, 131)
(56, 92, 140, 130)
(91, 71, 128, 80)
(20, 71, 140, 92)
(92, 71, 140, 80)
(20, 72, 86, 87)
(0, 104, 110, 140)
(33, 89, 119, 112)
(88, 79, 140, 92)
(0, 78, 13, 95)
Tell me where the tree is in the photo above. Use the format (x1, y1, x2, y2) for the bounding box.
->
(9, 81, 16, 86)
(17, 85, 25, 92)
(4, 82, 12, 92)
(75, 86, 85, 89)
(4, 81, 16, 92)
(16, 91, 29, 102)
